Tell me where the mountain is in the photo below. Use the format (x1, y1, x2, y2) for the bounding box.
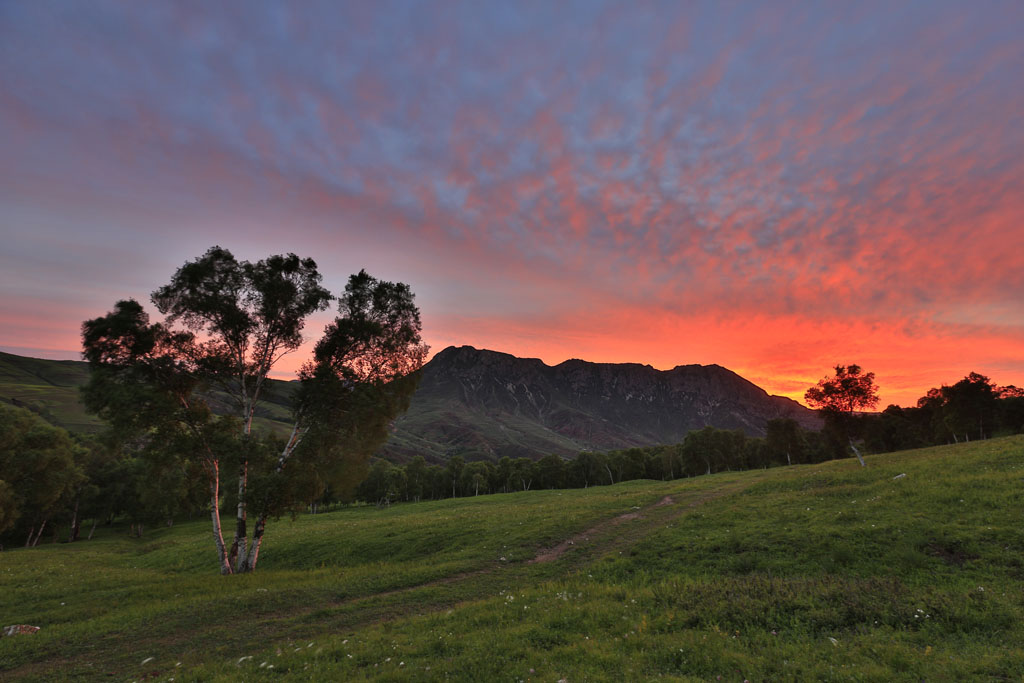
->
(1, 348, 820, 462)
(380, 345, 819, 462)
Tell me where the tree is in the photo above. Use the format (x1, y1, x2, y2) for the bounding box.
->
(940, 372, 998, 442)
(82, 248, 427, 573)
(765, 418, 807, 466)
(804, 364, 879, 466)
(0, 404, 85, 545)
(534, 454, 566, 489)
(570, 451, 607, 488)
(511, 457, 534, 491)
(357, 460, 407, 506)
(405, 455, 428, 502)
(151, 247, 333, 571)
(444, 456, 465, 497)
(461, 461, 492, 496)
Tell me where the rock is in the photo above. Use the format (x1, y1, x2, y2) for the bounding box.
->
(2, 624, 40, 637)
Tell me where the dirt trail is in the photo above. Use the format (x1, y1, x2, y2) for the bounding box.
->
(529, 494, 672, 563)
(529, 481, 750, 564)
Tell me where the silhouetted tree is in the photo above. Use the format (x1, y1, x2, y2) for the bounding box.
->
(939, 373, 998, 442)
(805, 364, 879, 466)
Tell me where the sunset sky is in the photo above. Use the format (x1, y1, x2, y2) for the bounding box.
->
(1, 1, 1022, 407)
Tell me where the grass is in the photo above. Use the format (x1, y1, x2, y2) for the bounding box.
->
(2, 437, 1023, 681)
(0, 350, 296, 436)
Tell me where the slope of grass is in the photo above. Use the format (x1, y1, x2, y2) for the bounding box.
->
(0, 351, 297, 435)
(1, 437, 1022, 681)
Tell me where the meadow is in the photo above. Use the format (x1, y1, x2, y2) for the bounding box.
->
(1, 437, 1022, 681)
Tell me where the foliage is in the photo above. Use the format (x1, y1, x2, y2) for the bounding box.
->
(805, 364, 880, 415)
(0, 403, 85, 544)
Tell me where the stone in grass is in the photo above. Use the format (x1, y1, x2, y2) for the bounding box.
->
(2, 625, 40, 637)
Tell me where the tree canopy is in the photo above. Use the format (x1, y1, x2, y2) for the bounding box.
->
(804, 364, 880, 415)
(805, 364, 879, 466)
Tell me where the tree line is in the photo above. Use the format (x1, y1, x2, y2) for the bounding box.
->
(3, 366, 1022, 548)
(352, 368, 1024, 506)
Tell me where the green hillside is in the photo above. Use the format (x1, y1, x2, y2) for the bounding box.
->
(0, 352, 102, 432)
(2, 437, 1022, 681)
(0, 351, 296, 435)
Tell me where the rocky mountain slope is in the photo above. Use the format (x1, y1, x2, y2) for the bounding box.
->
(381, 346, 819, 462)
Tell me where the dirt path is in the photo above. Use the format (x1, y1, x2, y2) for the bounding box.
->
(530, 479, 754, 564)
(529, 494, 673, 563)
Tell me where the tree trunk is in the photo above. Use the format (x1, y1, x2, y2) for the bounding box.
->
(236, 423, 306, 574)
(25, 526, 34, 548)
(849, 440, 866, 467)
(231, 458, 248, 573)
(241, 513, 268, 573)
(87, 518, 98, 541)
(786, 452, 791, 466)
(31, 520, 47, 547)
(69, 498, 81, 542)
(604, 464, 614, 485)
(231, 399, 257, 573)
(209, 461, 232, 575)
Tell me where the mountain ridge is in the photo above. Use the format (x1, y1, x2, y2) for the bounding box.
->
(0, 347, 820, 463)
(380, 345, 819, 462)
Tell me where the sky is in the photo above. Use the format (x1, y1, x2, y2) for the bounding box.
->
(1, 1, 1022, 407)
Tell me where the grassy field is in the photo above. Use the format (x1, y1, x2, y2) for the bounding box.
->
(1, 437, 1022, 681)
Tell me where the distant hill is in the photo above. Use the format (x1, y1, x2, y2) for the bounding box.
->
(380, 346, 819, 463)
(0, 351, 296, 435)
(0, 351, 103, 432)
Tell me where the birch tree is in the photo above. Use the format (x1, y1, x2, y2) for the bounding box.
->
(82, 249, 427, 574)
(82, 299, 241, 572)
(151, 247, 332, 572)
(238, 269, 427, 571)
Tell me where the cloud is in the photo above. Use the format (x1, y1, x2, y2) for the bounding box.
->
(1, 1, 1022, 405)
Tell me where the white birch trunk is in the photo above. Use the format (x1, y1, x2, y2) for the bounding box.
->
(233, 396, 254, 573)
(209, 461, 232, 575)
(31, 520, 47, 547)
(239, 422, 306, 573)
(849, 440, 866, 467)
